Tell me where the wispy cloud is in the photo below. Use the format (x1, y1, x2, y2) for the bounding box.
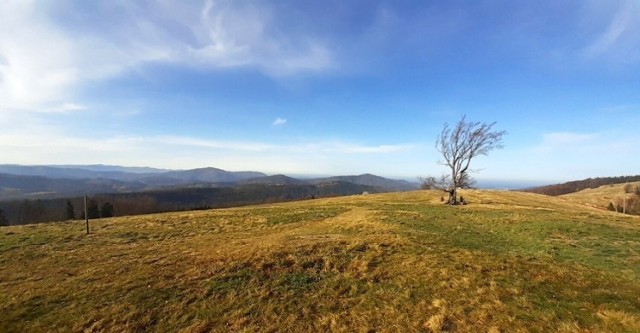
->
(582, 0, 640, 65)
(482, 129, 640, 181)
(533, 130, 639, 161)
(0, 2, 154, 111)
(528, 131, 602, 161)
(189, 0, 333, 76)
(156, 135, 414, 155)
(0, 2, 79, 110)
(0, 128, 420, 175)
(0, 1, 334, 112)
(155, 136, 276, 152)
(272, 117, 287, 126)
(541, 132, 598, 146)
(598, 104, 639, 114)
(0, 122, 414, 151)
(43, 103, 88, 113)
(312, 142, 416, 154)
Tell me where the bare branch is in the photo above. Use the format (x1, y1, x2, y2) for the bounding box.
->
(429, 115, 505, 205)
(419, 175, 450, 191)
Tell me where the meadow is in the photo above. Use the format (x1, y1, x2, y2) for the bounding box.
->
(561, 181, 640, 214)
(1, 190, 639, 332)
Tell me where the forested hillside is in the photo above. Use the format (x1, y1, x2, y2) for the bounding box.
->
(525, 175, 640, 196)
(0, 182, 378, 226)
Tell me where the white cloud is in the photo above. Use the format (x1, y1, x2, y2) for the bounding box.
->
(0, 2, 157, 112)
(311, 142, 416, 154)
(541, 132, 598, 146)
(0, 2, 78, 110)
(474, 129, 640, 182)
(506, 130, 640, 180)
(0, 1, 334, 113)
(156, 135, 414, 155)
(44, 103, 88, 113)
(530, 131, 605, 160)
(155, 136, 276, 152)
(185, 0, 333, 75)
(0, 125, 419, 174)
(272, 117, 287, 126)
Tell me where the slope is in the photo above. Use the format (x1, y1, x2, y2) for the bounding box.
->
(561, 181, 640, 214)
(1, 190, 639, 332)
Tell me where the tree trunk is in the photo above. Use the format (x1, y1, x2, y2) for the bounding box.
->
(448, 188, 457, 205)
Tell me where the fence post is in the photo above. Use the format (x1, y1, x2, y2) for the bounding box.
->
(84, 195, 89, 235)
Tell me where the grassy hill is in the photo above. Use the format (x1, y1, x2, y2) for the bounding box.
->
(1, 190, 639, 332)
(561, 182, 640, 214)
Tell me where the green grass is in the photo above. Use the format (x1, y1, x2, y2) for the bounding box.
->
(1, 190, 639, 332)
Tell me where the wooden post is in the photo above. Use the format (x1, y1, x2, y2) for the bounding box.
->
(84, 195, 89, 235)
(623, 184, 627, 215)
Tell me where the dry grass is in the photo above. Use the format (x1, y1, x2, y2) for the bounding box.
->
(561, 181, 640, 212)
(1, 190, 640, 332)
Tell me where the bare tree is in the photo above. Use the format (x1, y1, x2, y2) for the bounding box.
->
(622, 183, 634, 214)
(0, 208, 8, 226)
(426, 115, 506, 205)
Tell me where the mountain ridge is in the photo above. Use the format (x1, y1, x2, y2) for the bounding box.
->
(0, 164, 417, 201)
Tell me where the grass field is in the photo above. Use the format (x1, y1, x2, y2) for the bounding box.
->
(561, 181, 640, 212)
(1, 190, 639, 332)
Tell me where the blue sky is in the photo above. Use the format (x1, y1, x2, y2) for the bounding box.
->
(0, 1, 639, 184)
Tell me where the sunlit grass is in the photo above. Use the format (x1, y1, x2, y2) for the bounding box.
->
(561, 181, 640, 211)
(1, 190, 639, 332)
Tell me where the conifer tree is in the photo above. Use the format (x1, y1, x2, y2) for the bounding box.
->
(65, 200, 76, 220)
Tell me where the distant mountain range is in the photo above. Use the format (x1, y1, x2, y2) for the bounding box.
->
(0, 164, 419, 201)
